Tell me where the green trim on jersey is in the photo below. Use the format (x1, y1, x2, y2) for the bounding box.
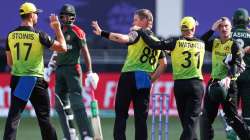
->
(8, 31, 44, 77)
(121, 37, 161, 73)
(56, 27, 85, 65)
(211, 39, 233, 79)
(171, 39, 205, 80)
(232, 28, 250, 68)
(231, 28, 250, 81)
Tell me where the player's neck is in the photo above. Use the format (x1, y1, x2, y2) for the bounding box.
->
(21, 20, 34, 27)
(220, 36, 231, 43)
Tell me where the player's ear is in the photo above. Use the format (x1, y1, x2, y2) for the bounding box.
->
(147, 20, 153, 29)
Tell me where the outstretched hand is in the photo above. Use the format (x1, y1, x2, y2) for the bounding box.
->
(50, 14, 61, 30)
(91, 21, 102, 36)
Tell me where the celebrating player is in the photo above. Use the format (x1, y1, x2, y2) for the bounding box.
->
(3, 2, 67, 140)
(232, 8, 250, 130)
(92, 9, 167, 140)
(134, 16, 205, 140)
(199, 17, 250, 140)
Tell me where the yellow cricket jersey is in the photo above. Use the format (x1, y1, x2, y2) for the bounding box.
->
(171, 39, 205, 80)
(6, 26, 54, 77)
(122, 36, 162, 73)
(211, 39, 233, 79)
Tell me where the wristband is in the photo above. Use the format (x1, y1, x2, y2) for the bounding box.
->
(101, 30, 110, 38)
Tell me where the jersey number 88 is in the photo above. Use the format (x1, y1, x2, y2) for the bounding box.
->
(140, 47, 158, 65)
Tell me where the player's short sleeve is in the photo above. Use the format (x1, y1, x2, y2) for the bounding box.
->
(71, 25, 86, 48)
(77, 36, 87, 48)
(39, 31, 55, 48)
(161, 37, 178, 51)
(128, 31, 139, 44)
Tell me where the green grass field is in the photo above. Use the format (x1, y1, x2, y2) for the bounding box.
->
(0, 117, 227, 140)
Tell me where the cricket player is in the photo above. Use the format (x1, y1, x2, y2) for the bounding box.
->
(132, 16, 205, 140)
(3, 2, 67, 140)
(44, 4, 99, 140)
(218, 8, 250, 140)
(92, 9, 167, 140)
(199, 17, 250, 140)
(232, 8, 250, 129)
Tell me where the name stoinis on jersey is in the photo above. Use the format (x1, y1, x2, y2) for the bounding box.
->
(11, 32, 34, 40)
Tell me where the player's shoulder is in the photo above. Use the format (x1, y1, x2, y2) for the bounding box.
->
(231, 38, 241, 47)
(171, 36, 181, 41)
(7, 26, 45, 38)
(71, 25, 86, 39)
(189, 36, 203, 42)
(179, 36, 204, 44)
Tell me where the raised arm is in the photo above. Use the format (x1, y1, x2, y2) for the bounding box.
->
(200, 30, 214, 52)
(92, 21, 130, 44)
(201, 19, 223, 51)
(138, 29, 176, 51)
(49, 14, 67, 52)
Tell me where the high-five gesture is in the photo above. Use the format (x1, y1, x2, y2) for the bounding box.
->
(50, 14, 61, 30)
(91, 21, 102, 36)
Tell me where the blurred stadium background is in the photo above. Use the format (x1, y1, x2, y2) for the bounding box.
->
(0, 0, 249, 139)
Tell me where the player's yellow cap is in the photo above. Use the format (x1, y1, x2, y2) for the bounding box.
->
(180, 16, 197, 30)
(19, 2, 42, 15)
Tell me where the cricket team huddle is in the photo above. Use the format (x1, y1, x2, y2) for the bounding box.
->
(2, 1, 250, 140)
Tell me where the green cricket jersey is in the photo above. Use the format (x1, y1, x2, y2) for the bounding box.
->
(231, 28, 250, 81)
(6, 26, 54, 77)
(56, 25, 86, 65)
